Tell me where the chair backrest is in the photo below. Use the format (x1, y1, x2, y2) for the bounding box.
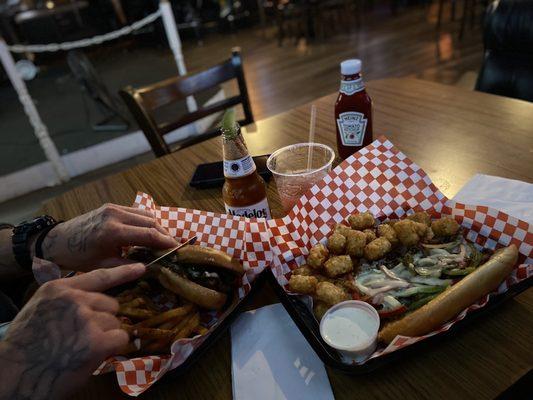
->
(120, 47, 254, 157)
(475, 0, 533, 102)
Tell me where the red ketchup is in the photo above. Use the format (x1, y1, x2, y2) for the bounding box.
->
(334, 59, 373, 160)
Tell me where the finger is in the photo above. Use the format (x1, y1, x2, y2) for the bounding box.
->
(113, 205, 156, 219)
(99, 328, 130, 356)
(116, 226, 177, 250)
(115, 210, 171, 237)
(97, 258, 138, 268)
(67, 263, 146, 292)
(92, 311, 121, 331)
(81, 291, 119, 313)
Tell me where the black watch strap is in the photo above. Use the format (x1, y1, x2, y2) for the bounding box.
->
(35, 223, 60, 259)
(12, 216, 57, 269)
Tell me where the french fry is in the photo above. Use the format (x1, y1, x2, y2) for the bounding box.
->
(122, 325, 175, 340)
(119, 297, 145, 310)
(139, 295, 160, 312)
(157, 317, 182, 330)
(135, 304, 195, 328)
(192, 325, 209, 336)
(172, 312, 200, 341)
(118, 307, 156, 320)
(117, 293, 136, 304)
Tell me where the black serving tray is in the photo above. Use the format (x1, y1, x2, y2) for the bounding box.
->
(267, 269, 533, 374)
(101, 265, 531, 381)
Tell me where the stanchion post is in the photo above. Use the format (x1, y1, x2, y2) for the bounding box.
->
(159, 0, 198, 113)
(0, 38, 69, 183)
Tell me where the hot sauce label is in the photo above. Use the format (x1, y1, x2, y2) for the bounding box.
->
(337, 112, 368, 147)
(225, 197, 271, 219)
(340, 78, 365, 96)
(223, 155, 256, 178)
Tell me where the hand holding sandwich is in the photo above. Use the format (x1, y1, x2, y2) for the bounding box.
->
(37, 203, 177, 271)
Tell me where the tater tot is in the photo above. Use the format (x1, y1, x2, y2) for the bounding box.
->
(315, 282, 350, 306)
(292, 265, 315, 276)
(288, 275, 318, 294)
(348, 212, 375, 231)
(334, 223, 352, 237)
(408, 211, 431, 226)
(327, 232, 347, 255)
(393, 219, 427, 247)
(363, 229, 377, 243)
(313, 301, 330, 321)
(345, 230, 366, 258)
(363, 237, 392, 261)
(307, 244, 329, 270)
(377, 224, 399, 247)
(431, 217, 460, 237)
(324, 255, 353, 277)
(314, 274, 330, 283)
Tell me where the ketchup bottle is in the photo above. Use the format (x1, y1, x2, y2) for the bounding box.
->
(334, 59, 373, 160)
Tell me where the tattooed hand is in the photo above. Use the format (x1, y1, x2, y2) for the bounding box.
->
(40, 203, 177, 271)
(0, 263, 146, 400)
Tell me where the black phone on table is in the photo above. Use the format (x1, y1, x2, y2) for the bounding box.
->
(189, 155, 272, 189)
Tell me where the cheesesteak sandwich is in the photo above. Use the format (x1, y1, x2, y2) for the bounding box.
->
(129, 245, 244, 310)
(378, 244, 518, 343)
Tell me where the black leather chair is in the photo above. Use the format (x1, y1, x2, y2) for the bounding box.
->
(475, 0, 533, 102)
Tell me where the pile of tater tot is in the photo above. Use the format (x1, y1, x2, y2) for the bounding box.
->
(287, 211, 460, 320)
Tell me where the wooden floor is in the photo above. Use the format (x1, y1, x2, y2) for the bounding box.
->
(181, 2, 484, 121)
(0, 1, 485, 222)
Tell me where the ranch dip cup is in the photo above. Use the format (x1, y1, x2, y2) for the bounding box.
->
(319, 300, 380, 362)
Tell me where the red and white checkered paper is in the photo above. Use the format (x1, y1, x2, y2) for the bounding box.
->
(267, 136, 532, 362)
(97, 137, 532, 395)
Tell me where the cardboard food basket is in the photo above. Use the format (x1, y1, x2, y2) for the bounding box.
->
(96, 137, 532, 396)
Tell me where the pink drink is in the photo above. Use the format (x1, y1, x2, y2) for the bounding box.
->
(267, 143, 335, 214)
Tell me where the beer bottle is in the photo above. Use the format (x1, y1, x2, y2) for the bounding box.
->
(221, 110, 271, 219)
(334, 59, 373, 159)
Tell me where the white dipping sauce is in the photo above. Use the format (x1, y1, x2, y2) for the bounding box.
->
(321, 306, 378, 349)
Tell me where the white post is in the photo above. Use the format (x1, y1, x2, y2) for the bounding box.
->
(159, 0, 198, 113)
(0, 38, 69, 183)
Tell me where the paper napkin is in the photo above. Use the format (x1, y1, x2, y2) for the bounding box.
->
(453, 174, 533, 224)
(231, 303, 334, 400)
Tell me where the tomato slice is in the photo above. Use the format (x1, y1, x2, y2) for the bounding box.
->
(378, 305, 407, 319)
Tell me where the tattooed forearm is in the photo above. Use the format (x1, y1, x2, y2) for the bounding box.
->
(41, 229, 58, 262)
(0, 299, 91, 400)
(66, 211, 107, 254)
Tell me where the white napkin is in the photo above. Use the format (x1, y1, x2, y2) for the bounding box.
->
(231, 303, 334, 400)
(453, 174, 533, 224)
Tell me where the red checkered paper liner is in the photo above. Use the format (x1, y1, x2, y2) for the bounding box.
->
(93, 195, 272, 396)
(95, 137, 531, 395)
(268, 136, 532, 363)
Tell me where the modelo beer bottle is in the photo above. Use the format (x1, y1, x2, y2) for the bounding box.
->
(221, 110, 271, 219)
(334, 59, 373, 160)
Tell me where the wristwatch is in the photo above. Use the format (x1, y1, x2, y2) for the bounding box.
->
(12, 215, 58, 269)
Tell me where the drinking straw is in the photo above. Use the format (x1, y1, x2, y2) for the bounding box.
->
(307, 104, 317, 171)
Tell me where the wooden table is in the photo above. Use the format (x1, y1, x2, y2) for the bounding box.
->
(43, 78, 533, 399)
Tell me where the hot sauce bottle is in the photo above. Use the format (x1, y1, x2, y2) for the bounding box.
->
(221, 110, 271, 219)
(334, 59, 373, 160)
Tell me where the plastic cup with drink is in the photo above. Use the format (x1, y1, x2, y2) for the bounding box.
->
(267, 142, 335, 213)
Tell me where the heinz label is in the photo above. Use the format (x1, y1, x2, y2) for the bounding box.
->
(336, 111, 368, 147)
(339, 78, 365, 96)
(225, 197, 271, 219)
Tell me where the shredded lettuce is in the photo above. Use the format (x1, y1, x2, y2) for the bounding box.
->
(394, 285, 445, 297)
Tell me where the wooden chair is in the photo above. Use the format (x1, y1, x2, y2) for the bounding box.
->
(119, 48, 253, 157)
